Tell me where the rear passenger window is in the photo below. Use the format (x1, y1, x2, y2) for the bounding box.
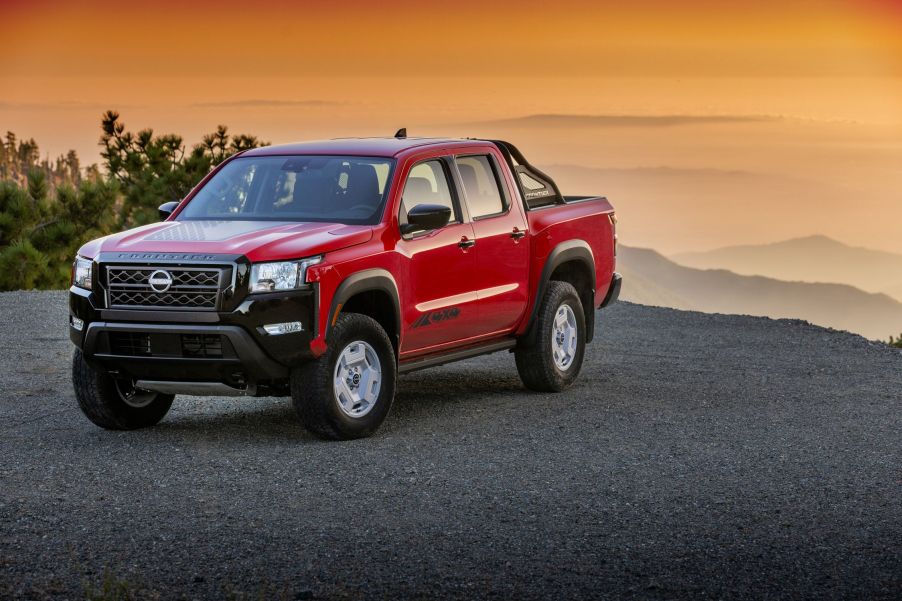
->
(455, 155, 506, 218)
(400, 160, 458, 224)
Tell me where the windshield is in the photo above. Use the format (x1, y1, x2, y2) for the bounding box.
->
(177, 155, 395, 224)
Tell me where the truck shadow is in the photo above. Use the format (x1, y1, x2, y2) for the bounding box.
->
(390, 364, 530, 417)
(140, 364, 530, 443)
(149, 399, 313, 443)
(56, 351, 612, 445)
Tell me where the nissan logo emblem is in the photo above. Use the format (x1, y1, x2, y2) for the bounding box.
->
(148, 270, 173, 293)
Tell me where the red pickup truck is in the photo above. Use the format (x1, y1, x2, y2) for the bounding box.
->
(69, 136, 620, 439)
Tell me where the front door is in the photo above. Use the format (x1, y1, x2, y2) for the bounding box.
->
(397, 159, 482, 354)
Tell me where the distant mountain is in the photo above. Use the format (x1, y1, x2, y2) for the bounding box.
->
(671, 236, 902, 302)
(883, 282, 902, 303)
(618, 246, 902, 340)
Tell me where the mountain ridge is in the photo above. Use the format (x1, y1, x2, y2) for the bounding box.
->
(671, 235, 902, 300)
(618, 245, 902, 340)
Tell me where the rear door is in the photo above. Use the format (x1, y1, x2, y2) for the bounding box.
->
(454, 153, 530, 335)
(396, 158, 483, 353)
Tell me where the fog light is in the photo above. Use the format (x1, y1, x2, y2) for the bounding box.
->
(70, 316, 84, 331)
(262, 321, 303, 335)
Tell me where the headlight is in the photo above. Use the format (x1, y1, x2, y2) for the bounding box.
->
(72, 256, 92, 290)
(249, 257, 322, 293)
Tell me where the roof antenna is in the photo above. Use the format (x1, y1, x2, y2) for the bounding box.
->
(394, 127, 407, 139)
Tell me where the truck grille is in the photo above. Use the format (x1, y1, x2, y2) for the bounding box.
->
(106, 266, 225, 310)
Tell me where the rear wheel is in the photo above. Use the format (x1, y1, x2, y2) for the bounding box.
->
(515, 281, 587, 392)
(291, 313, 396, 440)
(72, 349, 174, 429)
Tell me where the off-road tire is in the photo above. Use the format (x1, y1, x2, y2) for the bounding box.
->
(291, 313, 396, 440)
(515, 281, 587, 392)
(72, 349, 174, 430)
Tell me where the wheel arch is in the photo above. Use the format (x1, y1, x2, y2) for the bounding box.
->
(527, 240, 597, 344)
(327, 269, 401, 357)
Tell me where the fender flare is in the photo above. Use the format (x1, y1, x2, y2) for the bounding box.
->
(326, 268, 402, 350)
(525, 240, 597, 344)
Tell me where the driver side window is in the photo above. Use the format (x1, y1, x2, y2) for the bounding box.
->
(399, 160, 459, 227)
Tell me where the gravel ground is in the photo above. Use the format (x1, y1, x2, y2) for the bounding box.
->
(1, 290, 900, 600)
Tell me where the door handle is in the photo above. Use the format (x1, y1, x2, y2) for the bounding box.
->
(510, 228, 526, 240)
(458, 237, 476, 249)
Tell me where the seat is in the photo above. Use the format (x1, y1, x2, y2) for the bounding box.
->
(338, 164, 381, 212)
(283, 171, 333, 214)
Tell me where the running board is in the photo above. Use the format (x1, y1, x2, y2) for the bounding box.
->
(135, 380, 256, 397)
(398, 339, 516, 374)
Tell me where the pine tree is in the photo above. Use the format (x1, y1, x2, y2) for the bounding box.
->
(0, 113, 268, 290)
(100, 111, 266, 227)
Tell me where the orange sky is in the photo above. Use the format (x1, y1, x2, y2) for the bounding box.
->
(2, 0, 901, 78)
(2, 0, 902, 253)
(3, 0, 901, 141)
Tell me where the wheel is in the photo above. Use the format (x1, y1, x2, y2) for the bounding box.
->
(291, 313, 396, 440)
(72, 349, 174, 430)
(515, 281, 587, 392)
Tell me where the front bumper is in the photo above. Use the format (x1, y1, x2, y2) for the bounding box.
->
(70, 283, 317, 393)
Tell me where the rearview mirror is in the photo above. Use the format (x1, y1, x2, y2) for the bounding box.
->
(400, 203, 452, 236)
(158, 201, 180, 220)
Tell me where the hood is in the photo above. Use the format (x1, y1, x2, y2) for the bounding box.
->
(78, 220, 373, 261)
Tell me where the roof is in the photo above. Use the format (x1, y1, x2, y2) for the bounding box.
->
(240, 137, 495, 158)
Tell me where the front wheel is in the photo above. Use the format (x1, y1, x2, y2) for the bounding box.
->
(515, 281, 587, 392)
(72, 349, 174, 430)
(291, 313, 396, 440)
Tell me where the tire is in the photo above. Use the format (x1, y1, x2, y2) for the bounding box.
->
(291, 313, 396, 440)
(72, 349, 175, 430)
(515, 281, 587, 392)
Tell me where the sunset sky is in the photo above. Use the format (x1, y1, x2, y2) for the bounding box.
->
(2, 0, 902, 253)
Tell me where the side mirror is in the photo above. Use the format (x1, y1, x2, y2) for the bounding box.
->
(400, 203, 452, 236)
(158, 201, 180, 220)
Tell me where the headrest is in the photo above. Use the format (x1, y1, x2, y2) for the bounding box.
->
(404, 176, 434, 203)
(457, 163, 480, 195)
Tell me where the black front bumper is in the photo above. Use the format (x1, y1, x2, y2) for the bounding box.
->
(70, 283, 317, 393)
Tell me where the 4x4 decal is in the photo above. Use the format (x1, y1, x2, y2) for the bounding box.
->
(412, 307, 461, 328)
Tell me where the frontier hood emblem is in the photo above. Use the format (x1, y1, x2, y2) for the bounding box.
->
(148, 270, 174, 293)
